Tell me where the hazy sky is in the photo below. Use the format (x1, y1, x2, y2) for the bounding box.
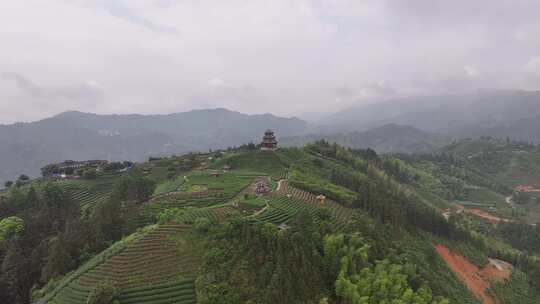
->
(1, 0, 540, 123)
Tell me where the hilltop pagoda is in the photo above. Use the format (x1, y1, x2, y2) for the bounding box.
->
(260, 129, 278, 151)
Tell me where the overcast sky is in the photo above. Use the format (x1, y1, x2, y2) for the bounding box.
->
(1, 0, 540, 124)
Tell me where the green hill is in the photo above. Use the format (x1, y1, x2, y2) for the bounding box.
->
(1, 143, 540, 304)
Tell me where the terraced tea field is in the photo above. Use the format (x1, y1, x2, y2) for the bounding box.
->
(79, 224, 199, 288)
(37, 239, 128, 304)
(172, 205, 237, 224)
(117, 279, 196, 304)
(256, 195, 352, 230)
(137, 196, 230, 225)
(56, 180, 117, 212)
(44, 224, 200, 304)
(275, 180, 349, 209)
(135, 172, 253, 225)
(153, 175, 187, 195)
(48, 281, 92, 304)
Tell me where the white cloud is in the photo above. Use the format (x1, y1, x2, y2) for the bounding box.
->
(0, 0, 539, 122)
(524, 56, 540, 73)
(208, 77, 225, 88)
(464, 66, 480, 77)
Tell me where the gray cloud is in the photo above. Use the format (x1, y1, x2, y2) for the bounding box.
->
(0, 0, 538, 123)
(2, 73, 104, 101)
(0, 72, 105, 123)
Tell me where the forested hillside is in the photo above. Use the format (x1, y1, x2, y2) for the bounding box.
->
(1, 140, 539, 304)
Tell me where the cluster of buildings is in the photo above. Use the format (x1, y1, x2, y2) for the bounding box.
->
(41, 160, 109, 179)
(57, 160, 108, 170)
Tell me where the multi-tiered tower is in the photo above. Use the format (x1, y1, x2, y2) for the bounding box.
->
(260, 129, 278, 151)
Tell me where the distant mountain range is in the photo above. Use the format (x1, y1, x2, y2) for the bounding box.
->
(2, 90, 540, 185)
(318, 90, 540, 142)
(0, 109, 307, 184)
(282, 124, 447, 154)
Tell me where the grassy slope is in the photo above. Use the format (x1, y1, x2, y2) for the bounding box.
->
(210, 150, 288, 179)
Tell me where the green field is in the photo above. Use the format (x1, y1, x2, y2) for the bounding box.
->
(180, 172, 252, 198)
(239, 196, 266, 209)
(211, 151, 287, 179)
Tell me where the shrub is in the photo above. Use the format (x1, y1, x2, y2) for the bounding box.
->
(103, 162, 126, 172)
(194, 217, 212, 233)
(87, 280, 120, 304)
(159, 208, 184, 224)
(83, 169, 98, 179)
(0, 216, 24, 242)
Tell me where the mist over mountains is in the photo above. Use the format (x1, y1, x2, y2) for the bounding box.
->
(318, 90, 540, 142)
(281, 124, 446, 154)
(2, 90, 540, 185)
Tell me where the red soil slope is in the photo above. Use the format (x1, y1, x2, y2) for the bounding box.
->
(435, 244, 512, 304)
(467, 208, 503, 224)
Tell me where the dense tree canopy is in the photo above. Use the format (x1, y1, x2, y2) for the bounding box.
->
(0, 216, 24, 243)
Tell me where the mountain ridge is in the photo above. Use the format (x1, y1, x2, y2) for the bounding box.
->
(282, 123, 447, 154)
(0, 108, 308, 185)
(319, 90, 540, 138)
